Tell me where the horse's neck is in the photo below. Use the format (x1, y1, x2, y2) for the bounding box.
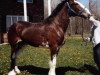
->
(54, 6, 69, 33)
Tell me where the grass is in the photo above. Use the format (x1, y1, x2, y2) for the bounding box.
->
(0, 36, 98, 75)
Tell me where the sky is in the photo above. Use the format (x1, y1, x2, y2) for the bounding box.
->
(78, 0, 100, 7)
(77, 0, 89, 8)
(77, 0, 100, 13)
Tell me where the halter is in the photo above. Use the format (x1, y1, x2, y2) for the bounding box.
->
(66, 2, 86, 16)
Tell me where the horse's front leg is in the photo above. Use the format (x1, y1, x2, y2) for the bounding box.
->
(49, 54, 57, 75)
(48, 46, 59, 75)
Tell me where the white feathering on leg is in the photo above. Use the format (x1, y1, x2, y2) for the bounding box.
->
(48, 55, 56, 75)
(15, 66, 21, 74)
(8, 66, 20, 75)
(8, 69, 16, 75)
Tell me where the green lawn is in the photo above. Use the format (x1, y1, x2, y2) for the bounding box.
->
(0, 36, 99, 75)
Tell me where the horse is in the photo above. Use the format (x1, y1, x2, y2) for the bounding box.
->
(8, 0, 91, 75)
(88, 16, 100, 73)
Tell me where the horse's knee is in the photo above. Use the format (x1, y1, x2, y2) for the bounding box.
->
(11, 52, 16, 59)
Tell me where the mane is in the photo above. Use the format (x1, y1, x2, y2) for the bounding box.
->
(44, 0, 67, 23)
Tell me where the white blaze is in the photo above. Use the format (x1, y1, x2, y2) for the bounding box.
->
(75, 1, 91, 15)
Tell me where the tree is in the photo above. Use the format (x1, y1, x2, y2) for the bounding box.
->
(89, 0, 97, 16)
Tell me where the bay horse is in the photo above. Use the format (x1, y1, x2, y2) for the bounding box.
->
(8, 0, 91, 75)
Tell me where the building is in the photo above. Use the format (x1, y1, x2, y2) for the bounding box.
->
(0, 0, 45, 43)
(0, 0, 62, 44)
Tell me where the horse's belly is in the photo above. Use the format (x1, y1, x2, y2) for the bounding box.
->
(22, 36, 49, 47)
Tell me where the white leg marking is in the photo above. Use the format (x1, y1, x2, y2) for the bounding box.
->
(8, 66, 20, 75)
(15, 66, 21, 74)
(48, 55, 56, 75)
(8, 69, 16, 75)
(75, 1, 91, 14)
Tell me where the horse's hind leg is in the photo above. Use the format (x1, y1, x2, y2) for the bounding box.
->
(8, 41, 25, 75)
(8, 45, 20, 75)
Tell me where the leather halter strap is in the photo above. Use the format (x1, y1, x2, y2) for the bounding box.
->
(66, 2, 86, 16)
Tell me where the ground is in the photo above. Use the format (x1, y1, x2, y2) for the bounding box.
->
(0, 36, 98, 75)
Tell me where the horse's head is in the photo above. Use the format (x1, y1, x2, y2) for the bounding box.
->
(66, 0, 91, 19)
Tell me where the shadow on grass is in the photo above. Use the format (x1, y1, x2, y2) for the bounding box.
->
(83, 64, 100, 75)
(19, 65, 48, 75)
(19, 64, 100, 75)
